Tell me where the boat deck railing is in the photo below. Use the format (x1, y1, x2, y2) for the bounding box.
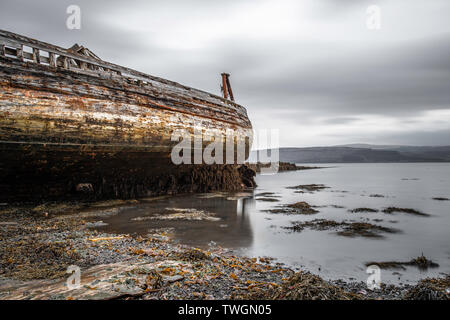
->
(0, 29, 245, 111)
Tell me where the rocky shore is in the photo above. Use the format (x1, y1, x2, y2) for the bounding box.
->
(0, 200, 448, 300)
(247, 162, 322, 173)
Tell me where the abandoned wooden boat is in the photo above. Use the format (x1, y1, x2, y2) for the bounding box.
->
(0, 30, 254, 201)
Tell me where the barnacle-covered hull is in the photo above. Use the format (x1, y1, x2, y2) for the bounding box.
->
(0, 30, 254, 201)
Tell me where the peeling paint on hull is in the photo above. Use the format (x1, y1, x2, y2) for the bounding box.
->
(0, 30, 254, 201)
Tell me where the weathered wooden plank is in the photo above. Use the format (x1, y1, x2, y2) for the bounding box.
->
(62, 56, 69, 69)
(0, 29, 245, 110)
(22, 51, 33, 60)
(0, 60, 252, 131)
(0, 36, 22, 49)
(32, 48, 40, 63)
(40, 56, 49, 64)
(0, 59, 251, 127)
(79, 60, 87, 70)
(16, 44, 23, 61)
(49, 52, 56, 67)
(0, 30, 252, 131)
(4, 47, 17, 56)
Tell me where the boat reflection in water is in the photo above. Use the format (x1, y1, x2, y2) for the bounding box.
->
(97, 192, 256, 249)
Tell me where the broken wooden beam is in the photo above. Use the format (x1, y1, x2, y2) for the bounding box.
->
(62, 56, 69, 69)
(32, 48, 40, 64)
(16, 44, 23, 61)
(49, 52, 56, 67)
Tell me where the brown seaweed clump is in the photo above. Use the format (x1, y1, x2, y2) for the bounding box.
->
(175, 248, 210, 262)
(254, 192, 277, 197)
(382, 207, 429, 216)
(255, 197, 280, 202)
(270, 272, 361, 300)
(337, 222, 396, 238)
(263, 201, 319, 215)
(286, 202, 319, 214)
(286, 184, 329, 193)
(405, 276, 450, 300)
(349, 208, 379, 213)
(0, 239, 81, 280)
(432, 197, 449, 201)
(410, 255, 440, 270)
(234, 271, 360, 300)
(365, 254, 440, 271)
(144, 270, 164, 291)
(285, 219, 397, 238)
(246, 162, 321, 173)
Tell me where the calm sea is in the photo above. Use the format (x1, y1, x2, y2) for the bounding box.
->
(98, 163, 450, 284)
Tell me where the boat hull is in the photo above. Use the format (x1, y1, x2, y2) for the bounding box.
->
(0, 35, 254, 201)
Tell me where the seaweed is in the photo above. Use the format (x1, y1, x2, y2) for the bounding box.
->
(255, 197, 280, 202)
(405, 275, 450, 300)
(270, 272, 360, 300)
(175, 248, 210, 262)
(255, 192, 278, 197)
(286, 184, 329, 192)
(349, 208, 379, 213)
(0, 239, 81, 280)
(382, 207, 429, 216)
(287, 202, 319, 214)
(284, 219, 398, 238)
(263, 202, 319, 215)
(365, 254, 439, 271)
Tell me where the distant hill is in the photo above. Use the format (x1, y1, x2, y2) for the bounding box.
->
(250, 145, 450, 163)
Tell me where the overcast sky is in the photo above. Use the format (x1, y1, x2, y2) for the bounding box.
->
(1, 0, 449, 147)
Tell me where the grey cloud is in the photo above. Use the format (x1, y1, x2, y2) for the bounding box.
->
(0, 0, 449, 146)
(322, 117, 362, 125)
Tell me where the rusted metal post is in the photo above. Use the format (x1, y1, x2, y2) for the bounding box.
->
(225, 75, 234, 102)
(221, 73, 228, 99)
(32, 48, 40, 64)
(221, 73, 235, 102)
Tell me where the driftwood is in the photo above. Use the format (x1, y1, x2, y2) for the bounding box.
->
(0, 260, 189, 300)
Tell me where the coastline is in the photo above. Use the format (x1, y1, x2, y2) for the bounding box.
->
(0, 198, 447, 300)
(247, 162, 323, 173)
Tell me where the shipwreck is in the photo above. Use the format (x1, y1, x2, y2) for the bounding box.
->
(0, 30, 255, 201)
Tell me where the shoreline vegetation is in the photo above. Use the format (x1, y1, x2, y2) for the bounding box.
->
(246, 162, 324, 173)
(0, 198, 448, 300)
(365, 255, 440, 271)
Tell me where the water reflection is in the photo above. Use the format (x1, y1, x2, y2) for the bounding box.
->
(98, 193, 256, 249)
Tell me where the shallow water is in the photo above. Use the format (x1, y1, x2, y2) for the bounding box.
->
(97, 163, 450, 284)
